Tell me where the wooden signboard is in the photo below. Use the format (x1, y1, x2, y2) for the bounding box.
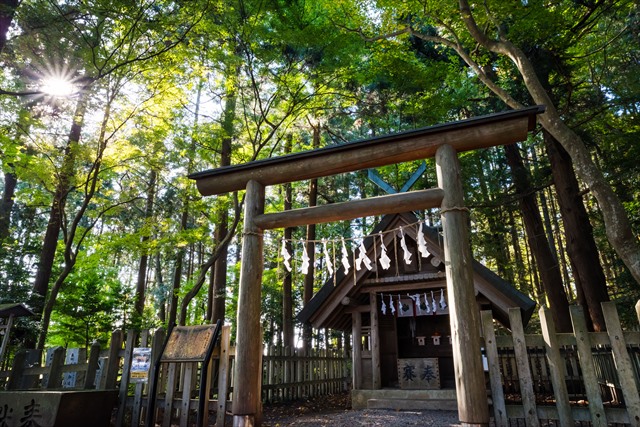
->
(397, 357, 440, 389)
(160, 325, 217, 363)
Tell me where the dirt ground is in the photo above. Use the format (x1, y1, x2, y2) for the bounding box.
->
(261, 392, 463, 427)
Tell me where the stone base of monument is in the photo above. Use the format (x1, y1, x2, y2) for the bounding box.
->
(0, 389, 117, 427)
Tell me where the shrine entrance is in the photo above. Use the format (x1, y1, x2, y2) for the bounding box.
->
(189, 106, 544, 427)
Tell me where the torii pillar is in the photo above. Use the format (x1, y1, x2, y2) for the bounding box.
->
(436, 144, 489, 426)
(232, 180, 265, 427)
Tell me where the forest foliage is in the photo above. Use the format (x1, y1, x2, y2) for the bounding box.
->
(0, 0, 638, 351)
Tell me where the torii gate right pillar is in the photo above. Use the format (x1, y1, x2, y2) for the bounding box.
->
(436, 144, 490, 426)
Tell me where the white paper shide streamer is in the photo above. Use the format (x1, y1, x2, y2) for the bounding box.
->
(431, 290, 437, 313)
(399, 227, 412, 264)
(341, 239, 350, 274)
(380, 293, 387, 315)
(281, 239, 292, 272)
(439, 289, 447, 310)
(378, 233, 391, 270)
(299, 241, 310, 275)
(417, 222, 430, 258)
(356, 241, 372, 271)
(323, 239, 333, 276)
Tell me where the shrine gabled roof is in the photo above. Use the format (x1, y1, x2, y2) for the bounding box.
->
(0, 303, 35, 318)
(297, 212, 535, 331)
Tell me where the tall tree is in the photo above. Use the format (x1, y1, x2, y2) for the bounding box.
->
(543, 130, 609, 330)
(505, 143, 571, 331)
(0, 0, 18, 53)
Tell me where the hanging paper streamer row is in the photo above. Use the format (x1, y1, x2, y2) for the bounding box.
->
(379, 290, 447, 317)
(280, 219, 433, 277)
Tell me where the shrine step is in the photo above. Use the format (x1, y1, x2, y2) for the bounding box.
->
(366, 398, 458, 411)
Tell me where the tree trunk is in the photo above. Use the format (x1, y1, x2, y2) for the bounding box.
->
(475, 153, 514, 283)
(134, 169, 157, 320)
(543, 130, 609, 331)
(504, 143, 571, 332)
(457, 0, 640, 286)
(0, 0, 19, 53)
(282, 137, 294, 350)
(168, 209, 187, 328)
(155, 252, 166, 323)
(37, 85, 109, 349)
(302, 125, 320, 353)
(210, 77, 236, 324)
(32, 90, 89, 302)
(0, 169, 16, 243)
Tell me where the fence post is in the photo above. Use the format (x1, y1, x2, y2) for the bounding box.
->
(7, 350, 27, 390)
(539, 306, 574, 426)
(44, 346, 65, 389)
(84, 341, 101, 389)
(481, 310, 508, 427)
(508, 308, 539, 427)
(284, 346, 292, 400)
(216, 325, 231, 427)
(602, 302, 640, 426)
(104, 329, 124, 389)
(144, 327, 166, 426)
(116, 330, 137, 427)
(130, 329, 150, 427)
(570, 305, 607, 427)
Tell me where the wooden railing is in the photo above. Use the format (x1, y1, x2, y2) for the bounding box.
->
(1, 326, 349, 427)
(482, 301, 640, 426)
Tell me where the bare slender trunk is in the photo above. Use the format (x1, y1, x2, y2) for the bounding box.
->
(505, 143, 571, 332)
(282, 136, 294, 350)
(0, 170, 16, 243)
(302, 125, 320, 353)
(210, 77, 236, 323)
(32, 89, 89, 315)
(0, 0, 19, 53)
(134, 170, 156, 320)
(543, 130, 609, 331)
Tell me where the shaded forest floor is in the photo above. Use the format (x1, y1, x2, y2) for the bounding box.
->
(261, 391, 463, 426)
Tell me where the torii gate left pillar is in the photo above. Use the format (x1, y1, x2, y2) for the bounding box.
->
(232, 179, 265, 427)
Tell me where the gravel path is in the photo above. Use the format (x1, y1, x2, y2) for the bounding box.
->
(263, 408, 463, 426)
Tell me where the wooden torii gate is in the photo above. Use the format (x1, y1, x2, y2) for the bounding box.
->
(190, 106, 544, 427)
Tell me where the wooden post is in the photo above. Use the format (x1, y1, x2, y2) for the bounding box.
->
(480, 310, 508, 427)
(44, 346, 65, 389)
(216, 325, 231, 427)
(509, 308, 539, 427)
(602, 302, 640, 426)
(84, 341, 101, 389)
(0, 313, 14, 368)
(369, 292, 381, 389)
(352, 312, 362, 390)
(116, 330, 137, 427)
(435, 144, 489, 426)
(232, 179, 265, 427)
(104, 329, 124, 389)
(539, 306, 573, 425)
(570, 305, 607, 426)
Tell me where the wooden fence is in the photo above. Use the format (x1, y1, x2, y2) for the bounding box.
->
(482, 301, 640, 426)
(4, 301, 640, 426)
(0, 325, 349, 427)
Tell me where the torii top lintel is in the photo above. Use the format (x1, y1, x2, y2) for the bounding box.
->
(189, 106, 545, 197)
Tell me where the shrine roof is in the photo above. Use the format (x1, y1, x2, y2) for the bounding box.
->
(297, 212, 535, 331)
